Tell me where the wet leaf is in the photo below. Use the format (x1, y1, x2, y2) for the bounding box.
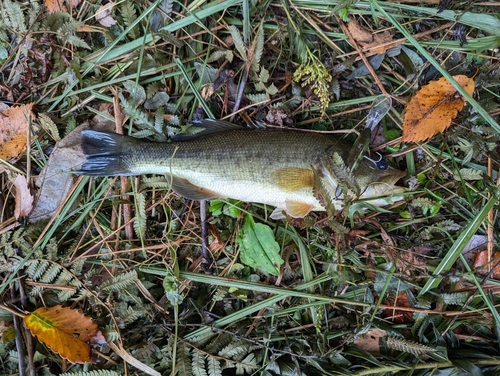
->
(24, 305, 100, 364)
(0, 103, 34, 161)
(237, 215, 283, 276)
(402, 75, 475, 143)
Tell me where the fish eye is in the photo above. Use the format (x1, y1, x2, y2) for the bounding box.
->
(376, 160, 388, 170)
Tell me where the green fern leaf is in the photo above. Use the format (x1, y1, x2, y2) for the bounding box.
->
(441, 291, 469, 305)
(229, 25, 247, 60)
(176, 342, 192, 376)
(235, 353, 258, 374)
(251, 25, 264, 73)
(2, 0, 26, 33)
(134, 191, 147, 238)
(121, 0, 138, 39)
(99, 270, 138, 294)
(191, 350, 208, 376)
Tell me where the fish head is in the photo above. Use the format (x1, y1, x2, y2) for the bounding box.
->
(357, 165, 406, 204)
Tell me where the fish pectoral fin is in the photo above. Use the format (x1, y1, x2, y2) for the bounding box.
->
(170, 177, 222, 200)
(270, 208, 286, 220)
(285, 200, 314, 218)
(273, 167, 314, 192)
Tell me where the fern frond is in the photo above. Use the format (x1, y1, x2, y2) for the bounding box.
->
(206, 356, 222, 376)
(99, 270, 138, 294)
(218, 340, 253, 359)
(191, 350, 208, 376)
(121, 0, 138, 39)
(251, 25, 264, 73)
(154, 107, 165, 133)
(103, 324, 120, 342)
(229, 25, 247, 60)
(38, 113, 61, 141)
(235, 352, 258, 374)
(441, 291, 469, 305)
(454, 168, 483, 181)
(176, 342, 192, 376)
(141, 176, 172, 189)
(116, 304, 145, 327)
(386, 337, 435, 356)
(134, 192, 147, 238)
(188, 331, 216, 347)
(2, 0, 26, 33)
(41, 263, 63, 284)
(205, 334, 233, 354)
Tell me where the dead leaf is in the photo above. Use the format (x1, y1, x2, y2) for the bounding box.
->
(402, 75, 475, 143)
(13, 174, 33, 220)
(95, 2, 117, 27)
(29, 117, 114, 223)
(348, 20, 393, 55)
(0, 103, 34, 161)
(24, 305, 100, 364)
(354, 329, 387, 353)
(473, 250, 500, 279)
(381, 291, 413, 323)
(45, 0, 81, 14)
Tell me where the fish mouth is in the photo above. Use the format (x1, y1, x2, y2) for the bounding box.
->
(361, 169, 406, 202)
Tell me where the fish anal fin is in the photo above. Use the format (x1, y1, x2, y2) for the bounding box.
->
(274, 167, 314, 192)
(285, 200, 314, 218)
(170, 177, 222, 200)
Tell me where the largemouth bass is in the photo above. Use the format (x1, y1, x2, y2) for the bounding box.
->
(77, 121, 405, 219)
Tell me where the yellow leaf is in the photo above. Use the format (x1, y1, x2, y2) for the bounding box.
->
(24, 305, 100, 364)
(402, 75, 475, 143)
(0, 103, 34, 161)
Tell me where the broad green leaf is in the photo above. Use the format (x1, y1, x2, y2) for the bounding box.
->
(237, 215, 283, 276)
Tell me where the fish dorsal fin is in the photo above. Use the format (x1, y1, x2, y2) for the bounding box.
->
(170, 176, 222, 200)
(172, 119, 246, 141)
(274, 167, 314, 192)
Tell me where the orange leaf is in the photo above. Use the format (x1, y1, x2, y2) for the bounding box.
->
(0, 103, 34, 160)
(24, 305, 100, 364)
(402, 75, 475, 143)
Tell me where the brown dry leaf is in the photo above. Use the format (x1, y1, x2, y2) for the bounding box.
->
(354, 329, 387, 353)
(381, 291, 414, 323)
(29, 116, 114, 223)
(0, 103, 34, 161)
(473, 250, 500, 279)
(45, 0, 81, 14)
(95, 2, 117, 27)
(347, 20, 393, 55)
(24, 305, 100, 364)
(402, 75, 475, 143)
(13, 174, 33, 220)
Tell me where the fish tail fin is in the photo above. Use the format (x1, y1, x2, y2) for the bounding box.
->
(77, 130, 134, 176)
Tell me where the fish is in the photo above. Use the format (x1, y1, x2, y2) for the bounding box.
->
(76, 120, 406, 219)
